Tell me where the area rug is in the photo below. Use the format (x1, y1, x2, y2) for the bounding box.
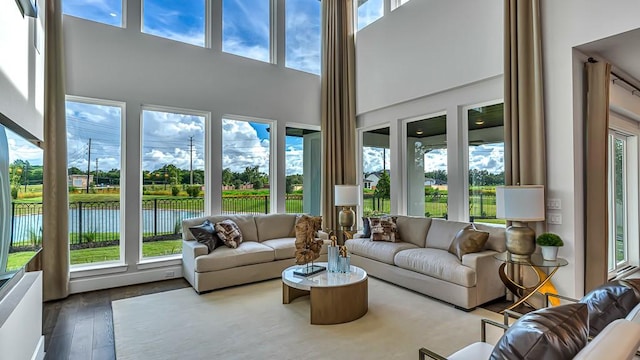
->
(113, 278, 503, 359)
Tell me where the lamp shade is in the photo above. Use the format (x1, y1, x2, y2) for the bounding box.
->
(334, 185, 361, 206)
(496, 185, 545, 221)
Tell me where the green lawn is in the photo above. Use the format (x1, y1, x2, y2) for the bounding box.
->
(7, 240, 182, 268)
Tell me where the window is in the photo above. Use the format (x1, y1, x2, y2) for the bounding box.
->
(362, 127, 390, 217)
(405, 114, 447, 218)
(66, 99, 123, 266)
(392, 0, 412, 11)
(286, 127, 320, 214)
(608, 131, 629, 273)
(466, 103, 504, 224)
(63, 0, 122, 27)
(141, 109, 206, 259)
(222, 118, 272, 214)
(3, 127, 44, 272)
(222, 0, 271, 62)
(357, 0, 383, 31)
(142, 0, 206, 47)
(285, 0, 321, 75)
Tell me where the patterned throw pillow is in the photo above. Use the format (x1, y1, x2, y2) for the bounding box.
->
(215, 219, 243, 248)
(447, 224, 490, 260)
(370, 217, 400, 242)
(189, 220, 219, 252)
(362, 217, 371, 237)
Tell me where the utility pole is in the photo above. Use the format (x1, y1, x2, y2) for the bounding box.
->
(86, 138, 92, 193)
(23, 163, 28, 192)
(189, 136, 194, 185)
(95, 158, 99, 186)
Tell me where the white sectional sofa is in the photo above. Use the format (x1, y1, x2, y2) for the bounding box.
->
(182, 213, 327, 293)
(346, 216, 506, 310)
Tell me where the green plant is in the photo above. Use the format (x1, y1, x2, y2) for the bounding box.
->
(536, 232, 563, 247)
(171, 186, 180, 196)
(186, 186, 200, 197)
(11, 186, 18, 200)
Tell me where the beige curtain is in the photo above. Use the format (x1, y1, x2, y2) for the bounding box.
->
(321, 0, 357, 231)
(43, 0, 69, 301)
(504, 0, 546, 187)
(584, 61, 611, 292)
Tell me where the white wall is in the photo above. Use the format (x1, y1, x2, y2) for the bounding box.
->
(0, 0, 45, 141)
(355, 0, 503, 115)
(542, 0, 640, 297)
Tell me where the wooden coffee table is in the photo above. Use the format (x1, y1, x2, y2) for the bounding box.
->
(282, 262, 368, 325)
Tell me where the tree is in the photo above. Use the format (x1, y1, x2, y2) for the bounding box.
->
(375, 171, 390, 198)
(222, 168, 234, 185)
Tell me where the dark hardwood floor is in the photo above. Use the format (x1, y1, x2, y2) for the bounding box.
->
(43, 278, 190, 360)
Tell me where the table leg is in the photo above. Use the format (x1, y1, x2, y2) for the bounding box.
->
(282, 282, 309, 304)
(499, 264, 560, 312)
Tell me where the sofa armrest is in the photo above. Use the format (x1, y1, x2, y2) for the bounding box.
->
(317, 230, 329, 240)
(574, 319, 640, 360)
(183, 239, 208, 258)
(462, 250, 505, 304)
(353, 233, 367, 239)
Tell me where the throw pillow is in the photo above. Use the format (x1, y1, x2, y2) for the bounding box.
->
(215, 219, 243, 249)
(189, 220, 219, 252)
(617, 278, 640, 302)
(362, 217, 371, 237)
(579, 282, 639, 337)
(490, 303, 589, 360)
(447, 224, 490, 260)
(370, 217, 399, 242)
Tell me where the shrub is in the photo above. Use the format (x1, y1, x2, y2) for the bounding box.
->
(11, 187, 18, 200)
(536, 232, 563, 246)
(186, 186, 200, 198)
(171, 186, 180, 196)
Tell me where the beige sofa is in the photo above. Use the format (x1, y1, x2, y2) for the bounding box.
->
(182, 213, 327, 293)
(346, 216, 506, 310)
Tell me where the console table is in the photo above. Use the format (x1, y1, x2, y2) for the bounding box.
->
(494, 252, 568, 312)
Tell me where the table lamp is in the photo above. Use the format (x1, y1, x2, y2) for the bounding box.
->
(496, 185, 545, 260)
(334, 185, 361, 231)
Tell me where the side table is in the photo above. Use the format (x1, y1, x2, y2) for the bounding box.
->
(493, 252, 568, 312)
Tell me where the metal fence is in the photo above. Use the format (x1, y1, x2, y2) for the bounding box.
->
(10, 194, 305, 250)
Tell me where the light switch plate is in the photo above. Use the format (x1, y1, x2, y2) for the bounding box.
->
(547, 198, 561, 210)
(548, 213, 562, 224)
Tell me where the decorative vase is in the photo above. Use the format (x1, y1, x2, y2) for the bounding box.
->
(338, 255, 350, 273)
(540, 246, 559, 261)
(328, 245, 339, 272)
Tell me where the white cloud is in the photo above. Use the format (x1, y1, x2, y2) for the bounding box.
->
(285, 143, 303, 176)
(5, 130, 43, 166)
(222, 119, 270, 174)
(222, 39, 270, 62)
(362, 147, 390, 173)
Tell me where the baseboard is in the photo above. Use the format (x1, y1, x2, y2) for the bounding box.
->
(69, 266, 183, 294)
(32, 336, 45, 360)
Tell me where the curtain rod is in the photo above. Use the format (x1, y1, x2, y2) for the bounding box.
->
(588, 57, 640, 96)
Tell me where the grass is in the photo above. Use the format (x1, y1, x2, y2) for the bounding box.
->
(6, 240, 183, 267)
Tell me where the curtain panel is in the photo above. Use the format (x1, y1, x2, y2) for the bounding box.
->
(43, 0, 70, 301)
(320, 0, 357, 231)
(584, 61, 611, 292)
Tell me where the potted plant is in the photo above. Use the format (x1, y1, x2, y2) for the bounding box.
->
(536, 232, 564, 261)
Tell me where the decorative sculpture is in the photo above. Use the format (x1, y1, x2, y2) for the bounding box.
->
(294, 215, 324, 265)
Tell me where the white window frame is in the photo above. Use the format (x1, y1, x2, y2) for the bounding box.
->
(66, 95, 127, 270)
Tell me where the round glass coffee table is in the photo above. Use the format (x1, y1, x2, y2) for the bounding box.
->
(282, 262, 368, 325)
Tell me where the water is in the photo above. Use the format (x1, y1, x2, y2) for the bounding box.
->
(11, 208, 204, 244)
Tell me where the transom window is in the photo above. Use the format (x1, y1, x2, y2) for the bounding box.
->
(142, 0, 206, 47)
(285, 0, 321, 75)
(357, 0, 383, 31)
(222, 0, 271, 62)
(63, 0, 123, 27)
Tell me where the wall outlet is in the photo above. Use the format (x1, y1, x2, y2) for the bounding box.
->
(164, 270, 175, 278)
(548, 213, 562, 225)
(547, 198, 561, 210)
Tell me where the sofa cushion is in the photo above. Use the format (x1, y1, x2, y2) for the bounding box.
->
(490, 303, 589, 360)
(448, 224, 489, 260)
(579, 282, 639, 337)
(261, 238, 297, 260)
(395, 216, 432, 248)
(370, 217, 399, 242)
(255, 213, 297, 241)
(189, 220, 220, 252)
(215, 219, 243, 248)
(474, 223, 507, 252)
(194, 241, 275, 272)
(394, 248, 476, 287)
(345, 238, 418, 265)
(184, 214, 258, 241)
(425, 219, 469, 251)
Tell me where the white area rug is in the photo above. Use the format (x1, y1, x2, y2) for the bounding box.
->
(113, 278, 503, 359)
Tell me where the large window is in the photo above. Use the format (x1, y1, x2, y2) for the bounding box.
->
(63, 0, 122, 27)
(608, 131, 629, 273)
(141, 109, 206, 259)
(405, 114, 447, 218)
(66, 99, 123, 266)
(357, 0, 383, 31)
(222, 0, 271, 62)
(362, 127, 390, 217)
(466, 103, 504, 224)
(285, 0, 321, 75)
(142, 0, 206, 47)
(222, 118, 272, 214)
(285, 127, 320, 214)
